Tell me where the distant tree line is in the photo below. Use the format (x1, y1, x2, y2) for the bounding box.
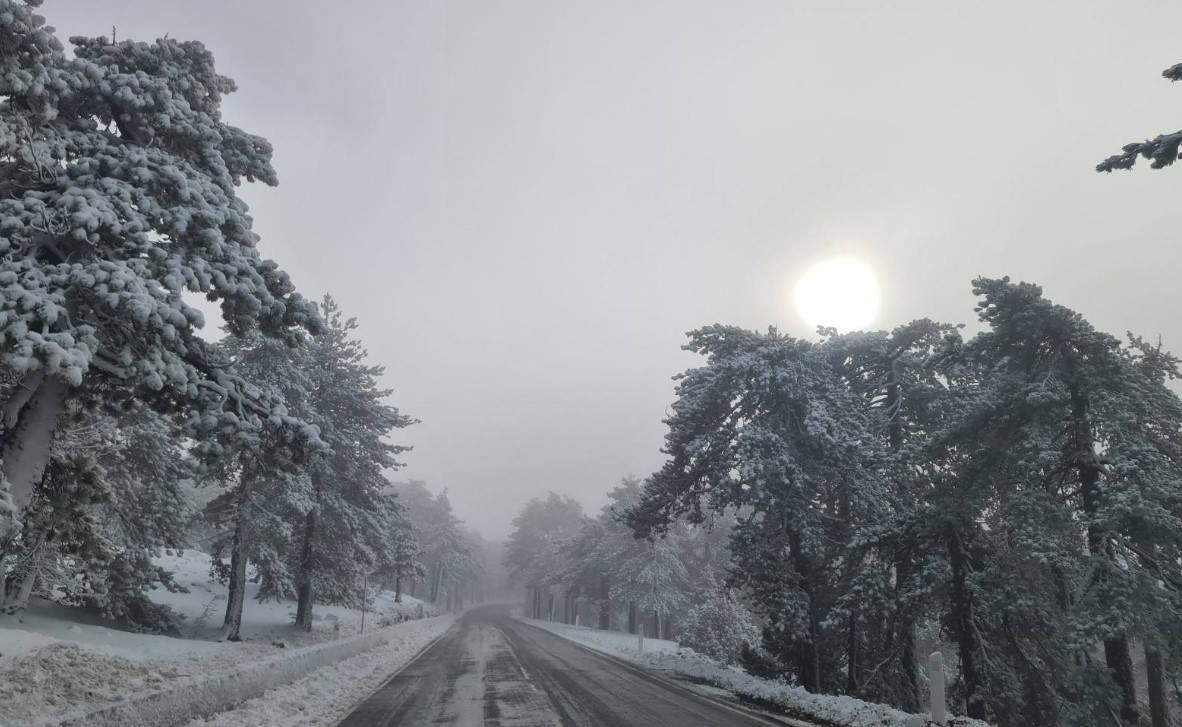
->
(504, 483, 760, 666)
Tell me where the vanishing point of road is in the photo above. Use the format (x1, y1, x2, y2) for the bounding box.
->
(335, 605, 791, 727)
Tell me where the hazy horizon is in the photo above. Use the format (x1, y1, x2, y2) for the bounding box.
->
(52, 0, 1182, 539)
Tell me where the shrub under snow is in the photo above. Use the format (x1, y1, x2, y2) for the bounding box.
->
(677, 581, 760, 665)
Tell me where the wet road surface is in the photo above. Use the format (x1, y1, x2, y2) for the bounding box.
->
(336, 605, 783, 727)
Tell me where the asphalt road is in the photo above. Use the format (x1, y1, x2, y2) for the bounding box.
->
(335, 604, 783, 727)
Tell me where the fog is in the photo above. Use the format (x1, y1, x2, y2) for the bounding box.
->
(52, 0, 1182, 538)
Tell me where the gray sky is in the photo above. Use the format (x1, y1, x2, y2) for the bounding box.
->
(53, 0, 1182, 538)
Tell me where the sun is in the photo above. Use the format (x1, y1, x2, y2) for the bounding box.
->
(793, 258, 880, 333)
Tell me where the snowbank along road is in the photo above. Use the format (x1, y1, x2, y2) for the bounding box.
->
(336, 604, 790, 727)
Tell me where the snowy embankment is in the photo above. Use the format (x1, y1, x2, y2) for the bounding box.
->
(522, 618, 991, 727)
(0, 550, 442, 727)
(182, 615, 451, 727)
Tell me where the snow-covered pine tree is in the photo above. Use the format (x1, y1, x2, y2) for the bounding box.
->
(0, 2, 320, 544)
(679, 572, 760, 664)
(961, 277, 1182, 726)
(374, 492, 424, 604)
(627, 325, 889, 693)
(201, 333, 320, 641)
(0, 385, 193, 626)
(385, 480, 436, 599)
(822, 320, 956, 708)
(504, 492, 584, 620)
(390, 484, 473, 607)
(78, 395, 193, 631)
(278, 296, 412, 628)
(1098, 59, 1182, 172)
(608, 519, 689, 640)
(556, 507, 610, 625)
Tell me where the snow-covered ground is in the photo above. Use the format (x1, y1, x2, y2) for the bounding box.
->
(0, 549, 440, 726)
(522, 618, 991, 727)
(150, 549, 432, 643)
(182, 615, 454, 727)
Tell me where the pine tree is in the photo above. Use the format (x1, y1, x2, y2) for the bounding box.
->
(200, 334, 320, 641)
(627, 325, 888, 693)
(679, 572, 761, 664)
(1098, 59, 1182, 172)
(0, 387, 192, 626)
(0, 2, 320, 544)
(504, 492, 584, 619)
(823, 321, 956, 708)
(375, 493, 423, 604)
(283, 296, 412, 627)
(391, 482, 474, 607)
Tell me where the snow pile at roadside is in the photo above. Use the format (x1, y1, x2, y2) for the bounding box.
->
(523, 619, 990, 727)
(0, 644, 155, 723)
(183, 615, 453, 727)
(0, 598, 230, 669)
(523, 617, 680, 655)
(0, 549, 440, 725)
(22, 615, 453, 727)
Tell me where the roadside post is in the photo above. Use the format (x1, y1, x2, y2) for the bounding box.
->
(929, 652, 946, 725)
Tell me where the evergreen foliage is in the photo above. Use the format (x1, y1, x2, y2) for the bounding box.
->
(624, 278, 1182, 727)
(679, 573, 761, 664)
(0, 1, 321, 541)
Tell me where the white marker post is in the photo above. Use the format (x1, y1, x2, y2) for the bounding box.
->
(929, 652, 946, 725)
(638, 623, 645, 653)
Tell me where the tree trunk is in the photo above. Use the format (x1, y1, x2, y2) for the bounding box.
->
(946, 522, 985, 719)
(1147, 646, 1168, 727)
(222, 477, 252, 642)
(847, 613, 859, 694)
(2, 561, 39, 618)
(1071, 376, 1140, 725)
(886, 378, 919, 711)
(395, 571, 403, 604)
(0, 373, 67, 537)
(1105, 639, 1139, 726)
(431, 567, 445, 604)
(899, 620, 919, 712)
(294, 508, 316, 631)
(797, 635, 820, 694)
(597, 575, 611, 630)
(547, 592, 555, 621)
(628, 602, 638, 634)
(787, 529, 821, 694)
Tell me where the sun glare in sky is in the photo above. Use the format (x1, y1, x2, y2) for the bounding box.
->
(793, 258, 881, 334)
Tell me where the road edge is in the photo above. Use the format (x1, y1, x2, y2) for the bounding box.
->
(327, 620, 457, 727)
(513, 618, 823, 727)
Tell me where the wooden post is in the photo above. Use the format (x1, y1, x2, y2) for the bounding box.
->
(929, 652, 946, 725)
(638, 623, 645, 653)
(360, 572, 368, 635)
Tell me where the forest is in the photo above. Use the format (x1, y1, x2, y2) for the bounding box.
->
(2, 1, 1182, 726)
(0, 2, 492, 648)
(507, 278, 1182, 727)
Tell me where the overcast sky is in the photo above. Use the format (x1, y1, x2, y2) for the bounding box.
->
(52, 0, 1182, 538)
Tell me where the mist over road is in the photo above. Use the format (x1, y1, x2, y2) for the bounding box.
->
(336, 605, 783, 727)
